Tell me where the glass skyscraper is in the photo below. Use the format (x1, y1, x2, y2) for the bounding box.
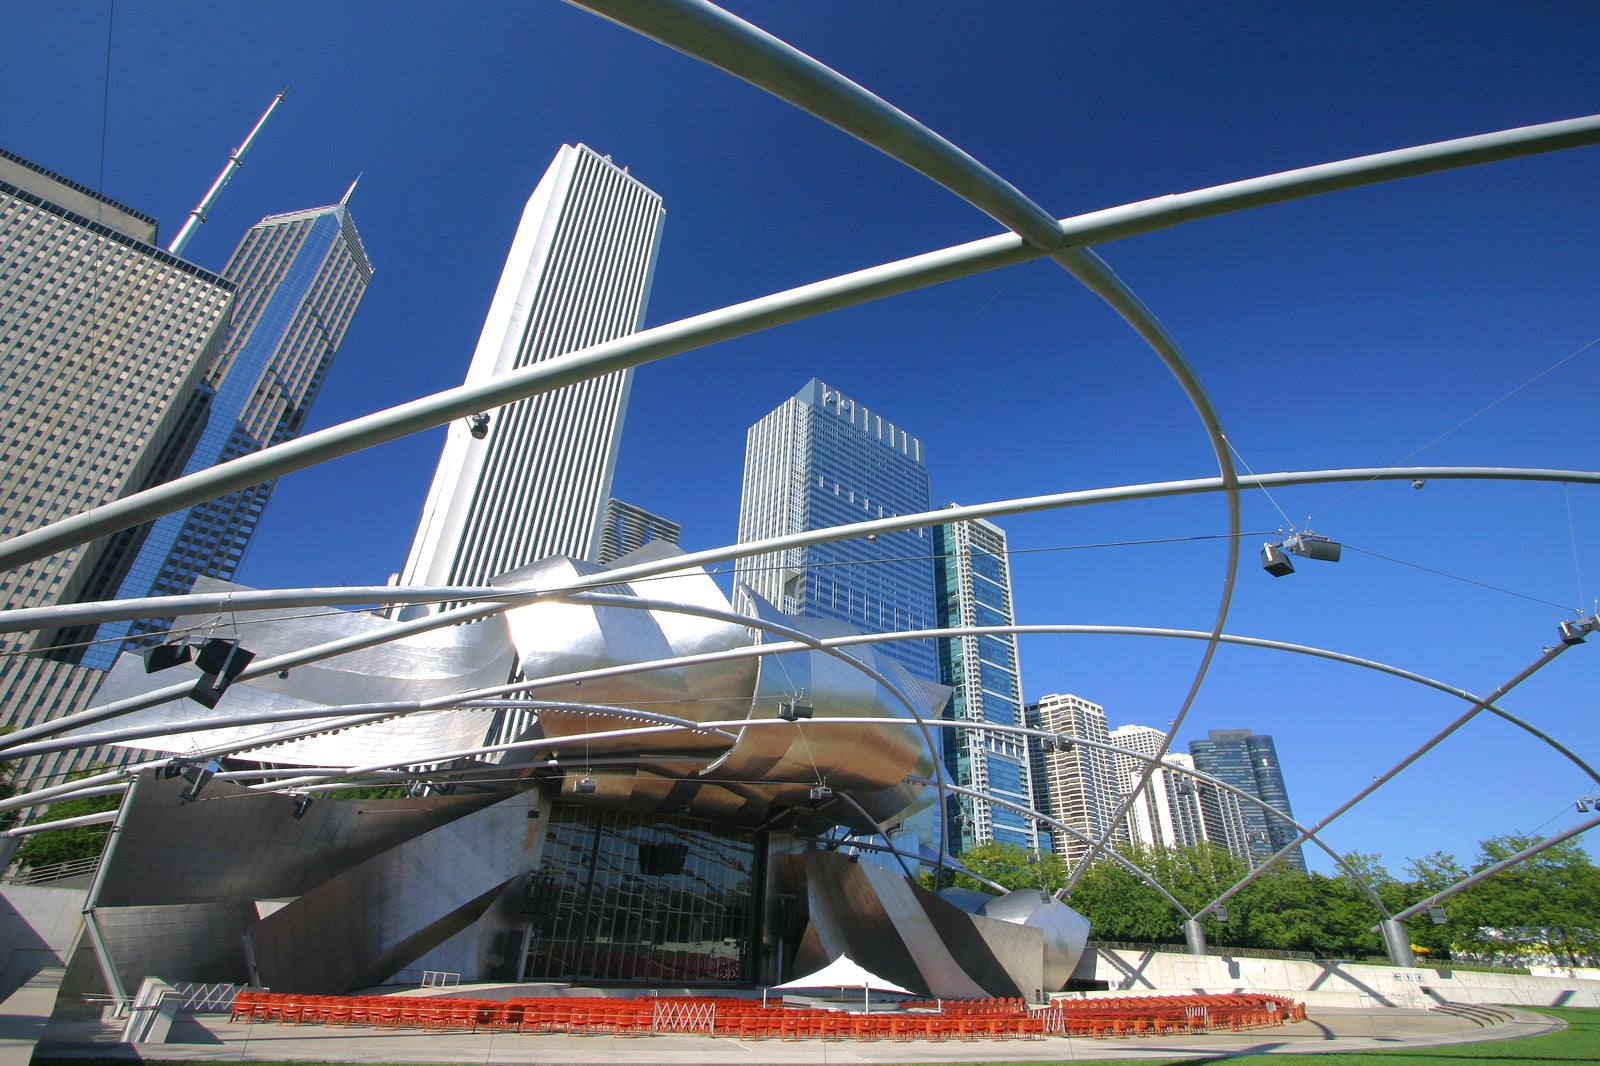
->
(933, 512, 1037, 853)
(1188, 728, 1307, 873)
(399, 145, 664, 591)
(735, 379, 937, 683)
(80, 195, 373, 668)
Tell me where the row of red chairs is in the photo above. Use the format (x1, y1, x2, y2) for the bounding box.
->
(230, 988, 1302, 1041)
(1036, 992, 1304, 1038)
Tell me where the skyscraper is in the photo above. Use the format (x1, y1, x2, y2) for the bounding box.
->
(399, 145, 664, 590)
(1108, 724, 1209, 851)
(0, 149, 234, 791)
(933, 511, 1037, 853)
(78, 194, 373, 669)
(1027, 693, 1123, 865)
(1188, 728, 1307, 873)
(596, 498, 681, 565)
(735, 379, 936, 682)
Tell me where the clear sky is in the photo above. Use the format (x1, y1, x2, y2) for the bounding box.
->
(4, 1, 1599, 877)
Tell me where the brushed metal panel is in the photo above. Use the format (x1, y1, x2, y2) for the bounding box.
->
(857, 860, 989, 999)
(966, 911, 1041, 999)
(93, 903, 257, 990)
(97, 769, 507, 907)
(247, 790, 538, 993)
(800, 849, 925, 996)
(981, 890, 1092, 992)
(84, 577, 516, 767)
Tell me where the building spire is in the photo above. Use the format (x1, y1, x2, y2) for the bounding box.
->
(340, 172, 362, 206)
(168, 87, 288, 256)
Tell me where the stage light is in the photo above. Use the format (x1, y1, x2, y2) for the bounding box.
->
(1260, 542, 1295, 577)
(1263, 533, 1342, 576)
(188, 639, 256, 706)
(178, 759, 220, 803)
(777, 698, 813, 721)
(292, 795, 314, 820)
(1559, 619, 1589, 646)
(809, 785, 834, 803)
(573, 776, 597, 795)
(468, 413, 490, 439)
(143, 642, 192, 673)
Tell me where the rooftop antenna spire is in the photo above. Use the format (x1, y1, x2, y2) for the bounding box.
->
(339, 172, 362, 206)
(168, 87, 288, 256)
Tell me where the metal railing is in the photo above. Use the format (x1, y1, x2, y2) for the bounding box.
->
(5, 855, 101, 885)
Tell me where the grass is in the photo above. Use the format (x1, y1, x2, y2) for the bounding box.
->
(32, 1006, 1598, 1066)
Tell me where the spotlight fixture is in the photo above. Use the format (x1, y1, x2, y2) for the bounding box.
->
(143, 641, 192, 673)
(573, 775, 597, 795)
(1559, 619, 1589, 646)
(276, 669, 290, 680)
(1285, 533, 1342, 563)
(1039, 734, 1074, 753)
(777, 698, 813, 722)
(1215, 904, 1229, 923)
(808, 784, 834, 803)
(188, 639, 256, 706)
(1412, 478, 1426, 490)
(1576, 798, 1591, 813)
(292, 795, 314, 820)
(1260, 542, 1295, 577)
(1262, 532, 1342, 576)
(865, 533, 877, 544)
(178, 759, 221, 803)
(468, 413, 490, 439)
(1427, 905, 1447, 925)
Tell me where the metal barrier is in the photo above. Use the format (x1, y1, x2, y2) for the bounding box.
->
(5, 855, 101, 885)
(170, 982, 242, 1013)
(651, 998, 715, 1033)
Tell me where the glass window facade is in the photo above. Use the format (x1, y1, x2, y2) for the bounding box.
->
(523, 804, 758, 984)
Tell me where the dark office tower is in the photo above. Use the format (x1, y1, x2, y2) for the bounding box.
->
(1188, 728, 1307, 873)
(736, 379, 937, 682)
(596, 498, 681, 565)
(79, 192, 374, 668)
(0, 149, 234, 792)
(933, 512, 1038, 854)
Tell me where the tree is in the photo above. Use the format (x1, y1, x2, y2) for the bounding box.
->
(13, 792, 121, 870)
(930, 842, 1069, 895)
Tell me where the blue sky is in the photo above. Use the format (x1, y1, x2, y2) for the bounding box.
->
(4, 1, 1600, 876)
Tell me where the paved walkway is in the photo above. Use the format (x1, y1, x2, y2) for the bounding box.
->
(28, 1003, 1564, 1063)
(0, 968, 63, 1066)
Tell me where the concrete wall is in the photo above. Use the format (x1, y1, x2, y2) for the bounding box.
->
(0, 883, 85, 1000)
(1082, 947, 1600, 1009)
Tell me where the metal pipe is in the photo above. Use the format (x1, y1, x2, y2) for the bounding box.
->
(1192, 643, 1574, 920)
(1389, 812, 1600, 924)
(3, 115, 1596, 573)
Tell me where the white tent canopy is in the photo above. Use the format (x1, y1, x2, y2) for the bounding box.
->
(771, 953, 915, 996)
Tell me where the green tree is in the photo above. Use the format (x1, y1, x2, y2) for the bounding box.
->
(1445, 835, 1600, 964)
(930, 842, 1069, 894)
(13, 792, 120, 870)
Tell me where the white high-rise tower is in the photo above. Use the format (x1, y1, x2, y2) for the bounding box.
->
(400, 145, 664, 589)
